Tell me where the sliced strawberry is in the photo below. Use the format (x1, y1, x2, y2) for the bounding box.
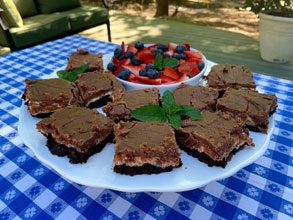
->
(145, 44, 157, 51)
(126, 44, 137, 54)
(178, 62, 200, 77)
(178, 73, 189, 82)
(160, 75, 176, 84)
(179, 59, 186, 64)
(144, 59, 154, 64)
(123, 64, 143, 76)
(164, 50, 174, 56)
(185, 51, 203, 59)
(182, 43, 191, 51)
(112, 57, 120, 65)
(113, 65, 123, 76)
(168, 42, 178, 50)
(128, 74, 136, 81)
(163, 67, 179, 80)
(137, 51, 156, 62)
(187, 57, 202, 63)
(121, 41, 125, 54)
(134, 75, 162, 85)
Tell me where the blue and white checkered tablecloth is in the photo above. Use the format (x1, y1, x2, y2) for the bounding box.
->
(0, 35, 292, 220)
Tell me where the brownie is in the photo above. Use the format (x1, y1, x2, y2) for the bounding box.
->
(75, 71, 125, 108)
(176, 111, 254, 167)
(207, 64, 256, 91)
(173, 84, 219, 111)
(217, 88, 277, 133)
(113, 121, 182, 175)
(66, 49, 103, 72)
(103, 88, 160, 122)
(23, 78, 82, 117)
(37, 106, 114, 163)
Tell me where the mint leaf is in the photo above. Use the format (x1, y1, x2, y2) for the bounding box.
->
(163, 58, 180, 68)
(57, 64, 89, 82)
(178, 105, 202, 120)
(167, 114, 182, 129)
(131, 105, 166, 122)
(154, 55, 163, 70)
(162, 90, 175, 111)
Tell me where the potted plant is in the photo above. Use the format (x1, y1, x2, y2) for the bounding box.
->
(244, 0, 293, 63)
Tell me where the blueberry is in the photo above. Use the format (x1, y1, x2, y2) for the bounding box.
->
(146, 69, 159, 79)
(197, 62, 205, 71)
(131, 57, 141, 66)
(180, 54, 187, 60)
(107, 62, 116, 72)
(175, 45, 187, 54)
(135, 41, 144, 50)
(114, 48, 123, 58)
(151, 49, 163, 56)
(163, 54, 171, 58)
(173, 54, 181, 60)
(118, 69, 130, 80)
(157, 44, 168, 52)
(118, 55, 125, 60)
(125, 51, 135, 58)
(139, 69, 147, 76)
(146, 64, 154, 70)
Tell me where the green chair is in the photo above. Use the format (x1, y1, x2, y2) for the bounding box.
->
(0, 0, 111, 50)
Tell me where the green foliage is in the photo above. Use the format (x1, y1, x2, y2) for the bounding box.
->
(244, 0, 293, 17)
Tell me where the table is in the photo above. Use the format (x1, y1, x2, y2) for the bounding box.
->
(0, 35, 292, 220)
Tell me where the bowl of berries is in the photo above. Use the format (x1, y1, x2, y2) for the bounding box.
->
(106, 41, 207, 93)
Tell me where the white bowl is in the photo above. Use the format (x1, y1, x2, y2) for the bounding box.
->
(104, 47, 208, 94)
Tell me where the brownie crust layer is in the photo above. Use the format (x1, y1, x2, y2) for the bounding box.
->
(207, 64, 256, 90)
(66, 49, 103, 72)
(217, 88, 277, 133)
(173, 84, 219, 111)
(76, 71, 125, 107)
(23, 78, 82, 117)
(103, 88, 160, 122)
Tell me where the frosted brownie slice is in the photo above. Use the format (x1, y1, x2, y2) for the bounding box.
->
(23, 78, 82, 117)
(37, 106, 114, 163)
(207, 64, 256, 91)
(113, 121, 182, 175)
(75, 71, 125, 108)
(176, 111, 254, 167)
(66, 49, 103, 72)
(217, 88, 277, 133)
(103, 88, 160, 122)
(173, 84, 219, 111)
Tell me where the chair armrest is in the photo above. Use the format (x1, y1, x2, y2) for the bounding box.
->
(0, 8, 10, 31)
(102, 0, 109, 9)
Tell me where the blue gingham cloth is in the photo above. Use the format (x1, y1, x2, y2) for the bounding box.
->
(0, 35, 292, 220)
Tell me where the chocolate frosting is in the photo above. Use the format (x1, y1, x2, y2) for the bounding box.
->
(207, 64, 256, 89)
(174, 84, 219, 111)
(37, 106, 113, 153)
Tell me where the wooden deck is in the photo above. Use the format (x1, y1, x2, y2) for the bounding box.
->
(80, 12, 293, 80)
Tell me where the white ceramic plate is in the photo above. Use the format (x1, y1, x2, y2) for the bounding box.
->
(18, 57, 275, 192)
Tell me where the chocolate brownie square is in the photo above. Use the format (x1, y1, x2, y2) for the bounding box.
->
(75, 71, 125, 108)
(113, 121, 182, 175)
(23, 78, 82, 117)
(66, 49, 103, 72)
(37, 106, 114, 163)
(207, 64, 256, 91)
(217, 88, 277, 133)
(103, 88, 160, 122)
(173, 84, 219, 111)
(176, 111, 254, 167)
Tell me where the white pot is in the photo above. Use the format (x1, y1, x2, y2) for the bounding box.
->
(259, 13, 293, 63)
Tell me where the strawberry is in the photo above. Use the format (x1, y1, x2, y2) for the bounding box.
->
(112, 57, 120, 65)
(113, 65, 123, 76)
(164, 50, 174, 56)
(126, 44, 137, 54)
(182, 43, 191, 51)
(123, 64, 144, 76)
(160, 75, 176, 84)
(168, 42, 178, 50)
(179, 59, 186, 64)
(178, 73, 189, 82)
(178, 62, 200, 77)
(134, 75, 162, 85)
(185, 51, 203, 59)
(163, 67, 179, 80)
(187, 57, 202, 63)
(137, 51, 155, 62)
(121, 41, 125, 54)
(144, 59, 154, 64)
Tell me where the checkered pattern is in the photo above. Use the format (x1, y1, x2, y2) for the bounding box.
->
(0, 35, 292, 220)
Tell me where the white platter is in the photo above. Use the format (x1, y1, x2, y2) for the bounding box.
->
(18, 56, 275, 192)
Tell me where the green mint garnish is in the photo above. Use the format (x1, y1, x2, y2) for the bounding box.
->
(131, 91, 202, 129)
(154, 54, 163, 70)
(163, 58, 179, 68)
(57, 64, 89, 82)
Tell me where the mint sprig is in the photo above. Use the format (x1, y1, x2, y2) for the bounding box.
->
(154, 55, 180, 70)
(57, 64, 89, 82)
(131, 91, 202, 129)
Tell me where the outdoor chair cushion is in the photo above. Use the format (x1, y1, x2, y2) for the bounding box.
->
(35, 0, 80, 14)
(8, 14, 70, 48)
(13, 0, 38, 18)
(54, 5, 109, 31)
